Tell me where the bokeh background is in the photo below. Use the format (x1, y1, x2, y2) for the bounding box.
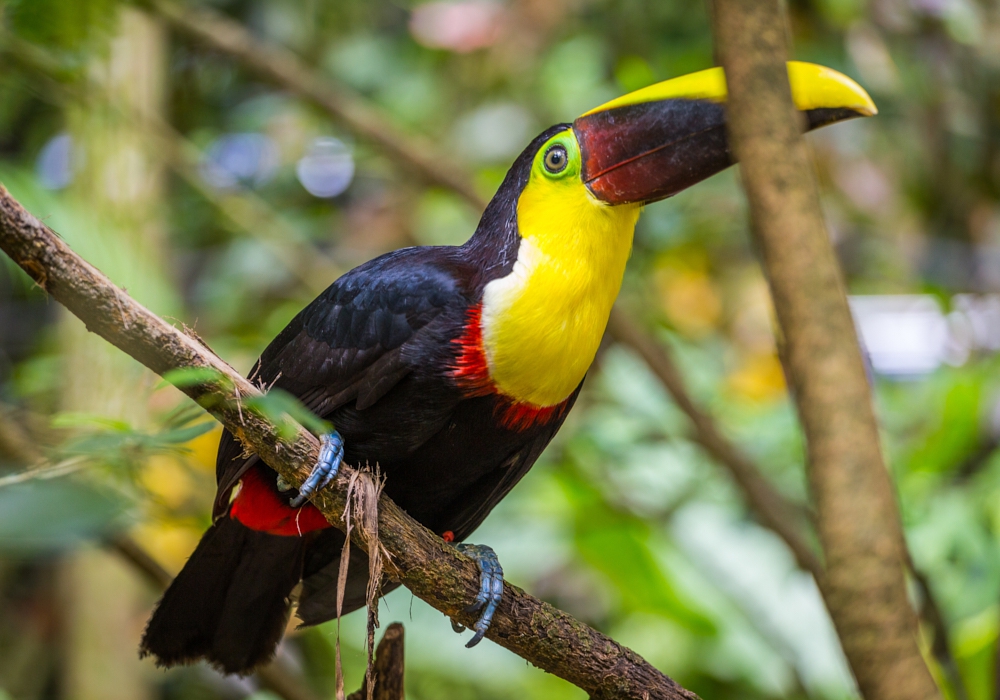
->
(0, 0, 996, 699)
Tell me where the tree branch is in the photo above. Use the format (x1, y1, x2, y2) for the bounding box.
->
(0, 187, 696, 700)
(711, 3, 940, 700)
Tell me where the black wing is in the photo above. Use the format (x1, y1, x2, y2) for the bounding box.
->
(214, 247, 472, 516)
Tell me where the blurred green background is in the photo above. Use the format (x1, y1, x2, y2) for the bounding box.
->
(0, 0, 997, 699)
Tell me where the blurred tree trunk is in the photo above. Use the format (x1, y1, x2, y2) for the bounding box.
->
(58, 9, 175, 700)
(711, 2, 940, 700)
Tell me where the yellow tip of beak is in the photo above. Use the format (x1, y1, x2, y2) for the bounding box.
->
(581, 61, 877, 118)
(788, 62, 877, 116)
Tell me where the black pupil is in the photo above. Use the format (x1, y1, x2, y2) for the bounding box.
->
(545, 146, 567, 172)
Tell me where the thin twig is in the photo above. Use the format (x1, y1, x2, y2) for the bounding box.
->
(905, 550, 969, 700)
(607, 308, 822, 578)
(0, 26, 342, 295)
(345, 623, 405, 700)
(0, 187, 696, 700)
(142, 0, 486, 210)
(0, 456, 87, 488)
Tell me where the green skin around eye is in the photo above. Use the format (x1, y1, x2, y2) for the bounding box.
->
(537, 133, 580, 180)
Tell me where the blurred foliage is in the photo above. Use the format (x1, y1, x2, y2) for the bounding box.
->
(1, 0, 1000, 699)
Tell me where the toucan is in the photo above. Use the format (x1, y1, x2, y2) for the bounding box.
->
(140, 62, 875, 674)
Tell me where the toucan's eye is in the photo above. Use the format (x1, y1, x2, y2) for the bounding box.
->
(544, 145, 568, 174)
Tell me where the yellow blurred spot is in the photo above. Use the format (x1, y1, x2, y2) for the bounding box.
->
(656, 268, 722, 338)
(729, 273, 778, 354)
(142, 456, 194, 509)
(186, 425, 223, 474)
(131, 521, 202, 574)
(727, 352, 787, 402)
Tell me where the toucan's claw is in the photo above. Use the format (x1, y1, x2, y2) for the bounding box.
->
(454, 543, 503, 648)
(289, 431, 344, 508)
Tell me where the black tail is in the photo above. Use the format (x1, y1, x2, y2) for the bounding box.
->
(139, 516, 306, 675)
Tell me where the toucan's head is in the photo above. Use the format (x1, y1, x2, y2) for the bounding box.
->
(518, 61, 875, 211)
(468, 62, 874, 409)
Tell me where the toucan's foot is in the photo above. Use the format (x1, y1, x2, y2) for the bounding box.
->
(289, 431, 344, 507)
(452, 543, 503, 648)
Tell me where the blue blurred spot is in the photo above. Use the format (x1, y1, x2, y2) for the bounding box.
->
(200, 132, 279, 190)
(36, 133, 76, 190)
(296, 137, 355, 198)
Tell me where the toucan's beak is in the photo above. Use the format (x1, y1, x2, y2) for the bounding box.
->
(575, 61, 877, 205)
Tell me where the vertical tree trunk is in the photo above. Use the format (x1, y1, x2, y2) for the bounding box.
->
(710, 3, 941, 700)
(59, 10, 174, 700)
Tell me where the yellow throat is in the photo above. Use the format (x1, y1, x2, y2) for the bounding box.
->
(480, 129, 640, 407)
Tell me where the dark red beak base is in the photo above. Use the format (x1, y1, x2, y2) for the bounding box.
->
(574, 99, 732, 206)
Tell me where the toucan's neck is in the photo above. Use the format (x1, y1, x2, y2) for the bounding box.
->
(460, 124, 574, 290)
(459, 189, 523, 290)
(475, 184, 639, 407)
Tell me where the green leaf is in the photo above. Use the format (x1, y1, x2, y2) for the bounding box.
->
(158, 366, 229, 389)
(906, 371, 983, 474)
(5, 0, 125, 52)
(156, 421, 217, 445)
(51, 412, 132, 432)
(245, 390, 333, 438)
(159, 402, 211, 430)
(559, 470, 717, 636)
(0, 478, 128, 552)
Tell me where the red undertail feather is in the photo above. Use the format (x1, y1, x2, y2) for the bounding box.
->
(450, 304, 570, 431)
(230, 467, 331, 536)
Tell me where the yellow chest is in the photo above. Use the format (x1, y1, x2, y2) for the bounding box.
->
(479, 186, 639, 407)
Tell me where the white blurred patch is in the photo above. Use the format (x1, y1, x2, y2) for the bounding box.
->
(453, 102, 533, 163)
(36, 133, 78, 190)
(952, 294, 1000, 352)
(850, 295, 954, 376)
(409, 1, 505, 53)
(295, 137, 355, 199)
(793, 294, 1000, 378)
(200, 133, 279, 190)
(848, 293, 1000, 377)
